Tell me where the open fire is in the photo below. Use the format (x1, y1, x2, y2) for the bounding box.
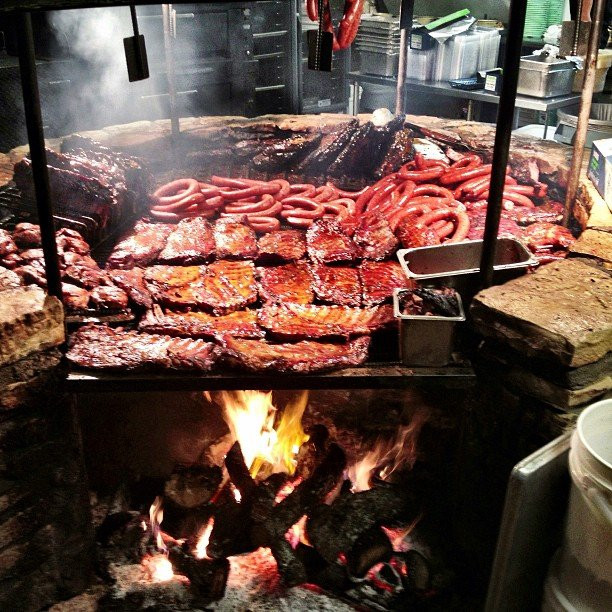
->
(126, 391, 441, 608)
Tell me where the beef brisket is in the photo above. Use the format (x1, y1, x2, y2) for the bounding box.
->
(221, 335, 371, 373)
(257, 262, 314, 304)
(298, 122, 359, 175)
(375, 127, 414, 177)
(252, 133, 323, 170)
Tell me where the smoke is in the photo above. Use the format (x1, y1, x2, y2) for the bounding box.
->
(47, 7, 166, 133)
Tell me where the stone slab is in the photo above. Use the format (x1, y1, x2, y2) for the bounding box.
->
(569, 228, 612, 264)
(0, 286, 64, 368)
(471, 259, 612, 368)
(498, 363, 611, 410)
(480, 340, 612, 390)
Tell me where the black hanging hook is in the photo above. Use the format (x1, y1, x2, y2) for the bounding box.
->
(124, 5, 150, 82)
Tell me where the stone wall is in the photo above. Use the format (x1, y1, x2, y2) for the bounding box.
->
(0, 287, 93, 610)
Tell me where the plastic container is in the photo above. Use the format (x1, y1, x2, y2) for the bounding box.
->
(542, 398, 612, 612)
(476, 27, 501, 72)
(393, 288, 465, 367)
(572, 49, 612, 93)
(406, 47, 434, 81)
(433, 32, 481, 81)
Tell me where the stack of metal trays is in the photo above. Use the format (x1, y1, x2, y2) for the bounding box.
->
(354, 13, 401, 77)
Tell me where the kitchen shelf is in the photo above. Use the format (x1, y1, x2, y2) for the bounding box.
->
(65, 362, 476, 393)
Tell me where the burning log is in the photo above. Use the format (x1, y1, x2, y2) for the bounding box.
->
(158, 464, 222, 540)
(224, 441, 257, 500)
(294, 544, 351, 592)
(168, 544, 230, 605)
(164, 464, 223, 508)
(346, 525, 393, 578)
(294, 423, 329, 480)
(307, 483, 421, 565)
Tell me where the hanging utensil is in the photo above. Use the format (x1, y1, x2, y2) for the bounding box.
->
(123, 5, 149, 82)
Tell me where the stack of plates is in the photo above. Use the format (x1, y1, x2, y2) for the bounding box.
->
(524, 0, 549, 39)
(354, 13, 401, 54)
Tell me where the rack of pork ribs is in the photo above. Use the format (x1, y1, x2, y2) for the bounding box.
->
(64, 214, 414, 375)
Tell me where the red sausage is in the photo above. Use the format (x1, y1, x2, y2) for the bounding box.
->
(412, 184, 455, 200)
(219, 183, 280, 200)
(439, 164, 494, 185)
(270, 179, 291, 200)
(398, 166, 445, 182)
(200, 195, 225, 210)
(211, 176, 268, 189)
(364, 181, 399, 212)
(224, 194, 275, 214)
(288, 184, 317, 198)
(247, 202, 283, 218)
(249, 216, 280, 233)
(286, 216, 315, 228)
(325, 182, 369, 199)
(449, 154, 483, 170)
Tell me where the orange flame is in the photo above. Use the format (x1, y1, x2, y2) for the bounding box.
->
(347, 411, 428, 492)
(219, 391, 309, 478)
(149, 495, 166, 552)
(195, 517, 215, 560)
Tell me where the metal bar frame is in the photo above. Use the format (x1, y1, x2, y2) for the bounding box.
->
(563, 0, 607, 226)
(16, 11, 63, 301)
(395, 0, 414, 115)
(478, 0, 528, 289)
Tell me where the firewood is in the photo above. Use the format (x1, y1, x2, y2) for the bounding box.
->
(294, 543, 351, 592)
(346, 525, 393, 578)
(164, 464, 222, 509)
(270, 442, 346, 538)
(307, 484, 421, 564)
(224, 441, 256, 500)
(168, 544, 230, 604)
(295, 423, 329, 480)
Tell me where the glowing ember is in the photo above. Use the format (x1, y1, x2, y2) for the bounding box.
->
(219, 391, 309, 478)
(274, 477, 302, 504)
(347, 410, 428, 492)
(231, 485, 242, 503)
(286, 514, 309, 549)
(143, 554, 174, 582)
(195, 517, 215, 560)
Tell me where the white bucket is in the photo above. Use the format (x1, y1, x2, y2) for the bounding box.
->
(543, 398, 612, 612)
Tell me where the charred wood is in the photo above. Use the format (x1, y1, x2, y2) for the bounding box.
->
(224, 441, 257, 500)
(168, 544, 230, 605)
(307, 484, 421, 564)
(346, 525, 393, 578)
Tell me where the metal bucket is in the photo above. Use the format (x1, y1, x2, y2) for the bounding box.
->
(393, 289, 466, 367)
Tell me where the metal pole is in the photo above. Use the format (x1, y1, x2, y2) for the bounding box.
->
(479, 0, 528, 289)
(162, 3, 180, 141)
(16, 12, 63, 302)
(563, 0, 606, 227)
(395, 0, 414, 115)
